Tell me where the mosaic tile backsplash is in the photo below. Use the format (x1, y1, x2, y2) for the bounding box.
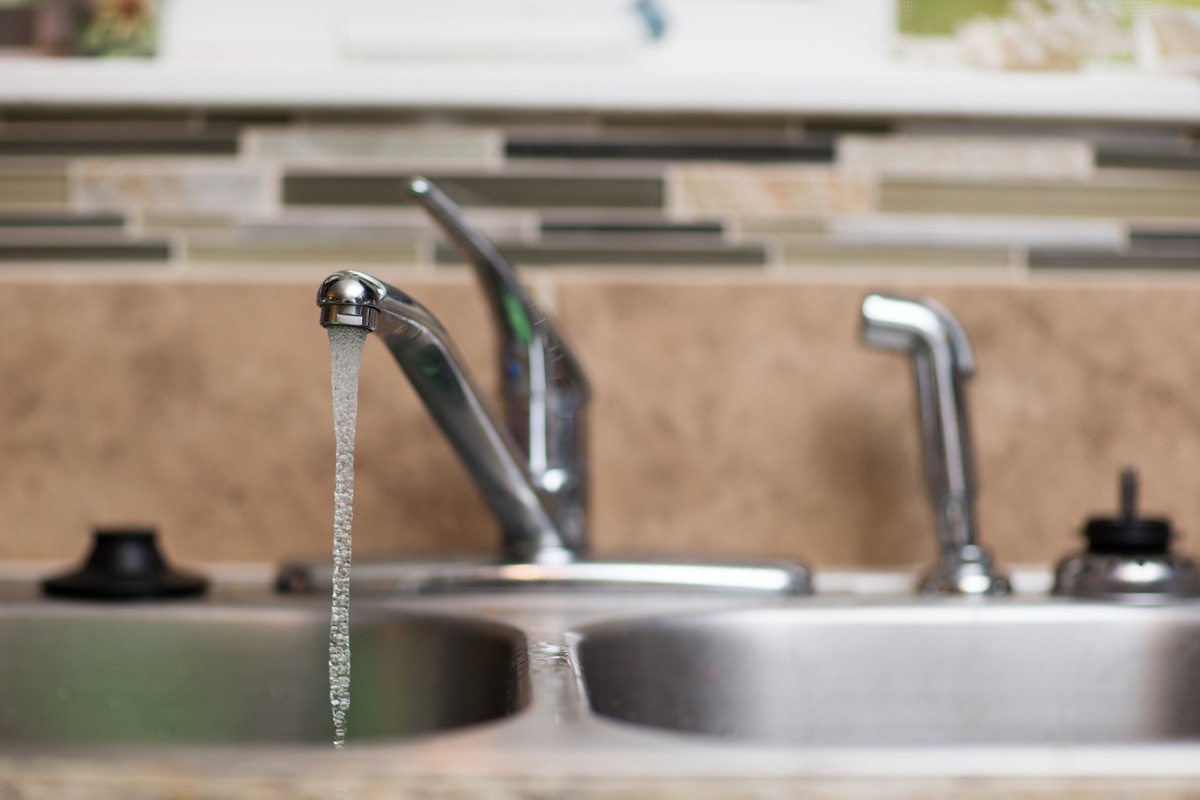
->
(0, 107, 1197, 572)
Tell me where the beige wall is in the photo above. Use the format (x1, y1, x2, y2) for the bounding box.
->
(3, 272, 1198, 572)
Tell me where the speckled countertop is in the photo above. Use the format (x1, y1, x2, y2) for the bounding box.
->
(5, 757, 1200, 800)
(5, 737, 1200, 799)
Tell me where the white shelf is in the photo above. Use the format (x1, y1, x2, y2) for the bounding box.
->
(3, 0, 1198, 122)
(1, 57, 1198, 123)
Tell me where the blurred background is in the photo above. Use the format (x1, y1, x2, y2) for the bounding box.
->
(0, 0, 1197, 574)
(2, 0, 1198, 66)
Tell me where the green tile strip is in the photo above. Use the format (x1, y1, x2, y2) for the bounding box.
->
(0, 134, 238, 157)
(0, 211, 125, 228)
(880, 179, 1200, 219)
(0, 171, 69, 207)
(434, 242, 765, 267)
(284, 174, 664, 209)
(0, 241, 170, 262)
(506, 136, 834, 163)
(780, 241, 1012, 270)
(541, 219, 723, 236)
(1096, 144, 1200, 171)
(1029, 248, 1200, 270)
(539, 216, 726, 247)
(1130, 229, 1200, 248)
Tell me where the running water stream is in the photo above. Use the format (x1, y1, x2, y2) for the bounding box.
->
(327, 326, 369, 749)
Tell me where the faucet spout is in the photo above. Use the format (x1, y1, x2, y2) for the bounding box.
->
(407, 177, 590, 557)
(860, 293, 1010, 596)
(318, 270, 575, 565)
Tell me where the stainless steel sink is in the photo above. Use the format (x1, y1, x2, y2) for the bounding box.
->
(0, 597, 527, 745)
(575, 600, 1200, 747)
(6, 579, 1200, 793)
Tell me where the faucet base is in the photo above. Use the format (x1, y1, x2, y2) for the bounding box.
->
(276, 556, 812, 595)
(919, 545, 1012, 597)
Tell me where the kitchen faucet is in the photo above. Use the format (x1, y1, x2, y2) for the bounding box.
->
(318, 269, 575, 565)
(860, 293, 1011, 596)
(318, 177, 589, 565)
(288, 178, 811, 594)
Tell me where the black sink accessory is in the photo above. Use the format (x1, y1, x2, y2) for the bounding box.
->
(41, 528, 209, 600)
(1082, 467, 1173, 556)
(1052, 466, 1200, 601)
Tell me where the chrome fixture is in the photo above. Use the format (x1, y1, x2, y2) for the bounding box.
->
(310, 269, 810, 593)
(288, 178, 812, 594)
(1052, 467, 1200, 602)
(317, 176, 589, 565)
(318, 270, 573, 565)
(407, 177, 589, 560)
(860, 293, 1010, 596)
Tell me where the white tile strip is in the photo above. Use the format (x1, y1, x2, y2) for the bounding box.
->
(72, 158, 274, 216)
(829, 214, 1128, 250)
(838, 134, 1095, 180)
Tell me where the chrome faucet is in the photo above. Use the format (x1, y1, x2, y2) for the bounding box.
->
(860, 293, 1011, 596)
(406, 177, 590, 558)
(289, 179, 811, 594)
(319, 178, 589, 565)
(318, 270, 576, 565)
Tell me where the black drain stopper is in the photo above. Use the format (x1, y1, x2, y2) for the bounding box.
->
(42, 528, 208, 600)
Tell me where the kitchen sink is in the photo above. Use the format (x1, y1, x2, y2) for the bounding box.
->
(575, 599, 1200, 747)
(5, 581, 1200, 793)
(0, 597, 527, 745)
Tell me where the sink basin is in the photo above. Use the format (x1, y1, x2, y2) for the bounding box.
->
(0, 598, 527, 745)
(576, 600, 1200, 747)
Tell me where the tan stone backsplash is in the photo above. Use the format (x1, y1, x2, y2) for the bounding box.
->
(3, 274, 1200, 574)
(0, 107, 1197, 573)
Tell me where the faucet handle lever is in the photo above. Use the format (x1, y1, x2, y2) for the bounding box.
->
(408, 177, 534, 320)
(407, 177, 590, 557)
(407, 176, 589, 392)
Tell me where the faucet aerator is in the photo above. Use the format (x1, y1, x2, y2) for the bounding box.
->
(319, 303, 379, 330)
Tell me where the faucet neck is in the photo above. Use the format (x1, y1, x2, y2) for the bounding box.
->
(318, 270, 579, 564)
(407, 177, 590, 558)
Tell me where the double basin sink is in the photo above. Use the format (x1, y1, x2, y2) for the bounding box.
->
(3, 579, 1200, 778)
